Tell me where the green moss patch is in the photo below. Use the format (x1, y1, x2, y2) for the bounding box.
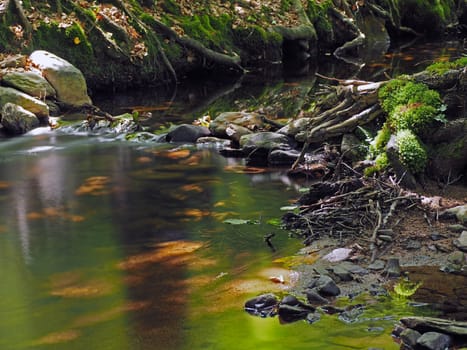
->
(181, 14, 234, 53)
(395, 129, 428, 174)
(426, 56, 467, 75)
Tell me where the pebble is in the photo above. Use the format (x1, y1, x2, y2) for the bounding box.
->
(453, 231, 467, 252)
(406, 239, 422, 250)
(367, 259, 386, 271)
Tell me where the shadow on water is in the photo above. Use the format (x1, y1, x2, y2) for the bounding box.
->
(93, 38, 466, 130)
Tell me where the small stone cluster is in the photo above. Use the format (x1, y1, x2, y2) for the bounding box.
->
(0, 50, 92, 135)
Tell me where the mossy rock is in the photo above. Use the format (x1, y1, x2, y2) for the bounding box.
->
(395, 129, 428, 174)
(389, 103, 444, 134)
(379, 79, 442, 115)
(31, 21, 96, 77)
(234, 25, 283, 63)
(399, 0, 456, 35)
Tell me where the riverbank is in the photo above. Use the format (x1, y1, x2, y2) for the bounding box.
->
(1, 43, 467, 348)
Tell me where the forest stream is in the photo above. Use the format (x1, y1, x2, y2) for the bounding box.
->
(0, 39, 466, 350)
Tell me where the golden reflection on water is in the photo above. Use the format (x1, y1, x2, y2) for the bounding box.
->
(72, 301, 150, 328)
(75, 176, 111, 196)
(32, 329, 81, 346)
(0, 180, 11, 189)
(27, 207, 85, 222)
(117, 240, 204, 270)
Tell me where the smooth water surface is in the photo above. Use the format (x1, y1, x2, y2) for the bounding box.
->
(1, 39, 463, 350)
(0, 131, 432, 350)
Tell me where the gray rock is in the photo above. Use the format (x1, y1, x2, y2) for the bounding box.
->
(305, 289, 329, 305)
(209, 111, 264, 138)
(416, 331, 452, 350)
(0, 86, 49, 118)
(278, 295, 315, 323)
(240, 131, 295, 166)
(406, 239, 422, 250)
(341, 133, 365, 162)
(368, 260, 386, 271)
(384, 257, 401, 278)
(306, 311, 321, 324)
(2, 71, 56, 98)
(429, 118, 467, 180)
(166, 124, 211, 143)
(1, 102, 40, 134)
(400, 328, 422, 348)
(441, 205, 467, 224)
(309, 275, 341, 297)
(196, 136, 231, 148)
(447, 250, 465, 265)
(225, 123, 252, 143)
(331, 265, 353, 282)
(244, 293, 278, 318)
(453, 231, 467, 252)
(29, 50, 92, 107)
(268, 149, 300, 166)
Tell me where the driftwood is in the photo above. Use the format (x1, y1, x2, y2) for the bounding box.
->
(400, 316, 467, 337)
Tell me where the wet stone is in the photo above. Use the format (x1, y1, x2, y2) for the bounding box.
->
(219, 147, 245, 158)
(453, 231, 467, 252)
(306, 311, 321, 324)
(305, 289, 329, 306)
(338, 304, 364, 324)
(309, 275, 341, 297)
(368, 284, 388, 297)
(384, 257, 401, 278)
(447, 251, 465, 265)
(430, 232, 444, 241)
(166, 124, 211, 143)
(416, 331, 452, 350)
(330, 265, 353, 282)
(278, 295, 315, 323)
(244, 293, 279, 318)
(400, 328, 422, 348)
(368, 260, 386, 271)
(406, 239, 422, 250)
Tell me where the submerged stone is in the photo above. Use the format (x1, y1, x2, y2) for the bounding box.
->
(244, 293, 279, 318)
(278, 295, 315, 323)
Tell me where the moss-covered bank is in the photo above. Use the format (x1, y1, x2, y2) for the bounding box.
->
(1, 0, 465, 90)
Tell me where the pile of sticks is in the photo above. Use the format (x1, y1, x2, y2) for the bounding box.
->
(283, 176, 421, 260)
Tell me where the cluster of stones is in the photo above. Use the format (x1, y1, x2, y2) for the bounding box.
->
(0, 50, 92, 135)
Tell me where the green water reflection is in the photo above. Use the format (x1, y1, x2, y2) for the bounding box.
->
(0, 134, 432, 350)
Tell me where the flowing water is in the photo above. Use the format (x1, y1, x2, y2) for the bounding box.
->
(0, 40, 465, 350)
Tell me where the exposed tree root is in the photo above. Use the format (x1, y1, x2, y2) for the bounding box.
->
(291, 80, 384, 170)
(147, 17, 244, 73)
(9, 0, 32, 38)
